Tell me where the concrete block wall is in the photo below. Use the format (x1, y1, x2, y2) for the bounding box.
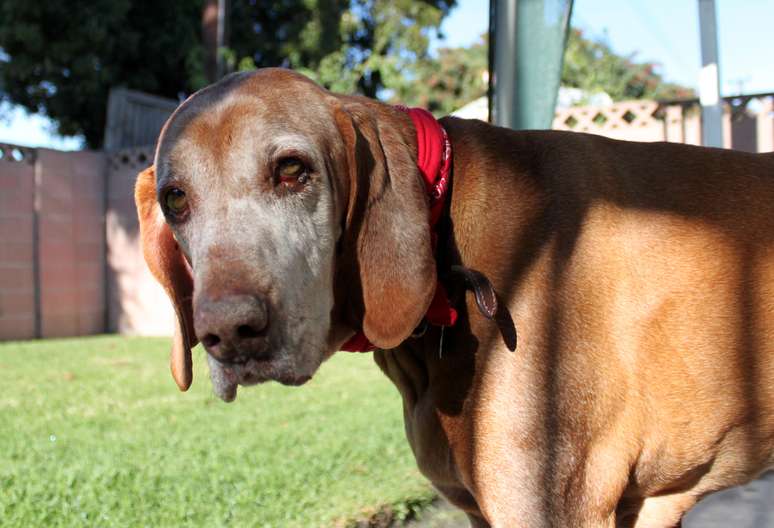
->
(0, 145, 36, 339)
(37, 149, 106, 337)
(106, 147, 175, 336)
(0, 145, 106, 340)
(0, 142, 174, 341)
(2, 93, 774, 342)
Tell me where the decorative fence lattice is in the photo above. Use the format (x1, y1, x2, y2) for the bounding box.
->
(108, 146, 154, 171)
(552, 93, 774, 152)
(0, 143, 37, 164)
(555, 100, 661, 133)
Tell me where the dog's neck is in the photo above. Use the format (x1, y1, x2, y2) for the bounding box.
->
(385, 115, 551, 400)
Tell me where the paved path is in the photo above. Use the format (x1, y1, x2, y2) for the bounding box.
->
(684, 471, 774, 527)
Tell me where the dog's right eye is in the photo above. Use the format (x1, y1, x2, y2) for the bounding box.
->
(164, 188, 188, 217)
(276, 157, 310, 189)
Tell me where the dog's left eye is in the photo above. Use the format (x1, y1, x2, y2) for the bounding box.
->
(164, 187, 188, 215)
(276, 157, 309, 186)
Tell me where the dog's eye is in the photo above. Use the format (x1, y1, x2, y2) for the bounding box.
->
(276, 158, 309, 186)
(164, 188, 188, 215)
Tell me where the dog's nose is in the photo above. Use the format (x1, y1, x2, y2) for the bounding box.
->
(194, 294, 269, 362)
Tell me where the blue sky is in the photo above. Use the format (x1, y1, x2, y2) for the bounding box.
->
(2, 0, 773, 150)
(438, 0, 774, 94)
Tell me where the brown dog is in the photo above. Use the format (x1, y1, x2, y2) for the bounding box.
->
(135, 68, 774, 527)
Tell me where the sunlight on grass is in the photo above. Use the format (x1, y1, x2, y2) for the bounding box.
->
(0, 336, 434, 527)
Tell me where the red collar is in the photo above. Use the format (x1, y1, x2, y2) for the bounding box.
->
(341, 107, 458, 352)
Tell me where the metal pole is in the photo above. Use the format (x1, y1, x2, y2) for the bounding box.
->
(698, 0, 723, 148)
(487, 0, 496, 123)
(490, 0, 573, 130)
(492, 0, 518, 128)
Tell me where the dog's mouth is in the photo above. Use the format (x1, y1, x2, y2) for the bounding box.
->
(206, 354, 312, 402)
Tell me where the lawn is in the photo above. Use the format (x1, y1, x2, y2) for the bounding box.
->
(0, 336, 434, 527)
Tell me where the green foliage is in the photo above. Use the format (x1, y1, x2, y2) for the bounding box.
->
(0, 1, 206, 148)
(229, 0, 455, 98)
(562, 28, 694, 102)
(397, 35, 487, 116)
(0, 336, 434, 527)
(401, 28, 695, 117)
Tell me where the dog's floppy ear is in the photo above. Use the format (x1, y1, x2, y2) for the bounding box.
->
(135, 166, 196, 391)
(334, 101, 436, 348)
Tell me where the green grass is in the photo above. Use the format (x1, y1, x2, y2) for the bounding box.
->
(0, 336, 434, 527)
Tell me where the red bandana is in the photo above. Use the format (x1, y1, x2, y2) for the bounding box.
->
(341, 107, 458, 352)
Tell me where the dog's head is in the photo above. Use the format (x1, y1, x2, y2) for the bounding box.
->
(135, 69, 436, 401)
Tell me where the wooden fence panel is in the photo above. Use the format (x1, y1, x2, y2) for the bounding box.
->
(104, 88, 178, 150)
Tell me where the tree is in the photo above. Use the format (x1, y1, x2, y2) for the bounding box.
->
(228, 0, 455, 99)
(0, 1, 206, 148)
(1, 3, 692, 147)
(0, 0, 455, 148)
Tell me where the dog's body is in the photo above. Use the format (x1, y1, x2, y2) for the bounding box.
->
(377, 121, 774, 527)
(135, 69, 774, 527)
